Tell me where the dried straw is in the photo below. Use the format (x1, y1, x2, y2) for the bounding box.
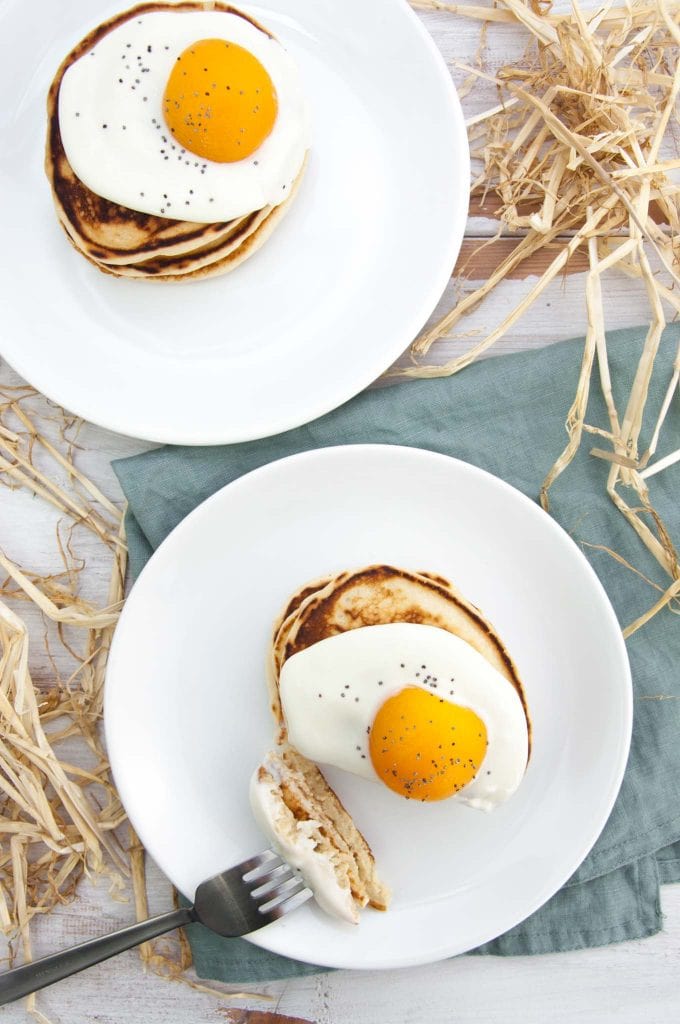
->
(0, 390, 263, 1019)
(405, 0, 680, 635)
(0, 389, 127, 1019)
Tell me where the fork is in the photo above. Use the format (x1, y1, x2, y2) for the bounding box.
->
(0, 851, 311, 1005)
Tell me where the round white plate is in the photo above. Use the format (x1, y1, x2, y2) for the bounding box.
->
(0, 0, 468, 444)
(105, 445, 632, 970)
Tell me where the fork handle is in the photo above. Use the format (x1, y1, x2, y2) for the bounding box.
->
(0, 906, 195, 1005)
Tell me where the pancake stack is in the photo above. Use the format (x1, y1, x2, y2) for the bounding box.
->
(252, 564, 531, 923)
(44, 2, 306, 281)
(268, 564, 530, 746)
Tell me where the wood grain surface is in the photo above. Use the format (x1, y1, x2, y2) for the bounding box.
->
(455, 237, 591, 279)
(0, 3, 678, 1024)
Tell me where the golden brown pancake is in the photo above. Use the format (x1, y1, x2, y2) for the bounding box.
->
(45, 1, 307, 280)
(77, 159, 305, 281)
(269, 565, 530, 748)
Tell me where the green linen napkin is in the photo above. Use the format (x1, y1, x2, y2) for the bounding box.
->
(113, 325, 680, 979)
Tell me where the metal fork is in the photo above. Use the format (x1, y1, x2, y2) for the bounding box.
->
(0, 851, 311, 1005)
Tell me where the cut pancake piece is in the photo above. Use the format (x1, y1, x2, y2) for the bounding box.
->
(268, 565, 530, 747)
(250, 747, 390, 924)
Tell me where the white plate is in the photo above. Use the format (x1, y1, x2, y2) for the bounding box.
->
(105, 445, 632, 970)
(0, 0, 468, 444)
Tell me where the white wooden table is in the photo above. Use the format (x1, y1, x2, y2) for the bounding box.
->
(1, 5, 679, 1022)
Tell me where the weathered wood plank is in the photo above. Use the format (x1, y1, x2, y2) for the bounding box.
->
(455, 236, 591, 278)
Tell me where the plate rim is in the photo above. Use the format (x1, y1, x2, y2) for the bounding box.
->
(0, 0, 470, 445)
(105, 443, 633, 970)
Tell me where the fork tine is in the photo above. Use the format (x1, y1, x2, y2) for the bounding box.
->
(244, 861, 292, 892)
(240, 851, 284, 881)
(252, 871, 300, 904)
(258, 876, 311, 917)
(249, 866, 296, 899)
(258, 879, 307, 912)
(260, 885, 313, 923)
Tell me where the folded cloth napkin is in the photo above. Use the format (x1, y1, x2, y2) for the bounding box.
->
(114, 325, 680, 980)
